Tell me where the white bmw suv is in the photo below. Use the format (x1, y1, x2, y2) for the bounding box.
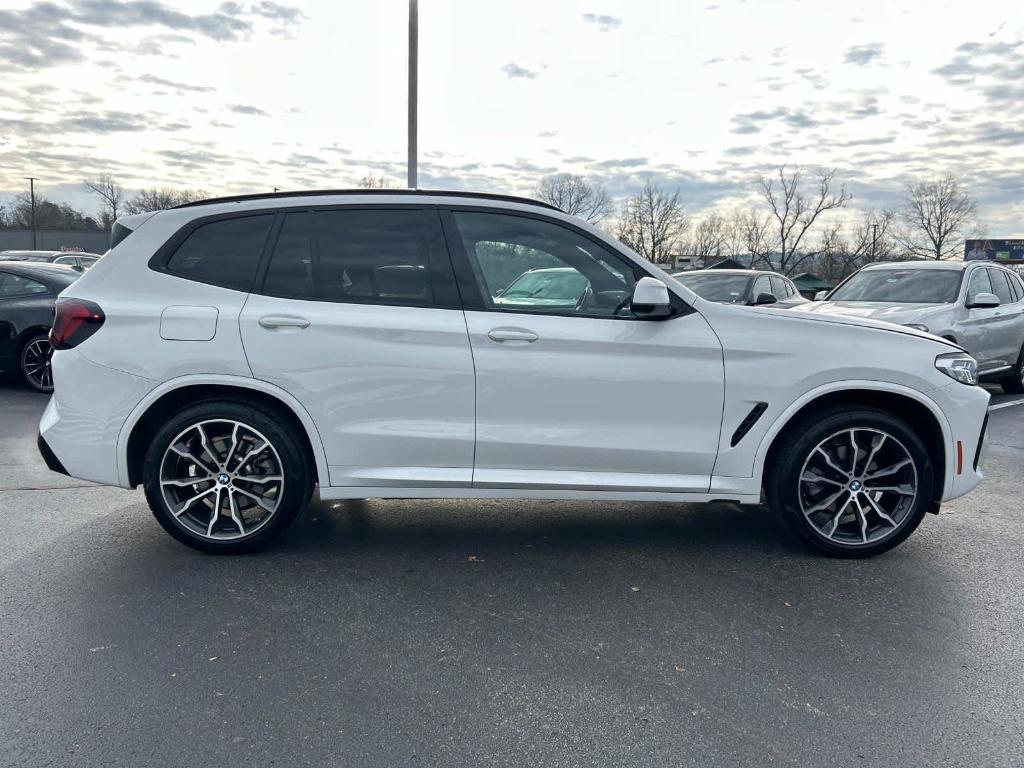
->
(38, 190, 990, 557)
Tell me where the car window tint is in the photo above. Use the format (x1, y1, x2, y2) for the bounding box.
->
(0, 273, 49, 297)
(263, 212, 315, 300)
(315, 209, 433, 304)
(165, 215, 274, 291)
(989, 269, 1014, 305)
(966, 268, 992, 303)
(451, 211, 638, 318)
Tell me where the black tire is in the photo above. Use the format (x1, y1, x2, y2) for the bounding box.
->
(20, 332, 54, 393)
(143, 399, 313, 553)
(998, 344, 1024, 394)
(765, 406, 934, 558)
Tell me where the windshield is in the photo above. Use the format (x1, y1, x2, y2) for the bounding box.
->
(502, 270, 589, 301)
(677, 274, 750, 302)
(829, 269, 961, 303)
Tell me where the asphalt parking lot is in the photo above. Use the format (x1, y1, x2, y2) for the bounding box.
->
(1, 383, 1022, 767)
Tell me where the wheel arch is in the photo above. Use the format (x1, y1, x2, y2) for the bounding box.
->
(757, 384, 950, 508)
(118, 375, 329, 489)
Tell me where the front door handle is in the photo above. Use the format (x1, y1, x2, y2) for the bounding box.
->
(258, 315, 310, 330)
(487, 327, 539, 343)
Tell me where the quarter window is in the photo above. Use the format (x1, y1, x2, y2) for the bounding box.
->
(450, 211, 640, 318)
(165, 215, 274, 291)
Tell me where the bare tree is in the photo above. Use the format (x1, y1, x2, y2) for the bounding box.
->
(535, 173, 612, 224)
(614, 181, 690, 264)
(896, 173, 978, 260)
(357, 173, 398, 189)
(83, 173, 125, 228)
(685, 212, 730, 266)
(737, 209, 773, 269)
(813, 210, 901, 282)
(757, 165, 851, 274)
(125, 187, 209, 214)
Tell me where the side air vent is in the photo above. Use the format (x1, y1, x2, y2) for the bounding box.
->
(730, 402, 769, 447)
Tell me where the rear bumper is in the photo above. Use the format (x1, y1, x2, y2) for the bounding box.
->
(37, 432, 69, 476)
(38, 348, 154, 488)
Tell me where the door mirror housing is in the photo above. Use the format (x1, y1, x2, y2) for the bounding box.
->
(630, 276, 672, 318)
(967, 291, 1000, 309)
(753, 292, 778, 306)
(814, 290, 829, 301)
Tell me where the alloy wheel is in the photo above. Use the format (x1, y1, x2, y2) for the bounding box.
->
(22, 338, 53, 391)
(159, 419, 284, 541)
(798, 428, 918, 546)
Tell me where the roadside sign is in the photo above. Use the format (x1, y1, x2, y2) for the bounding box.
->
(965, 239, 1024, 263)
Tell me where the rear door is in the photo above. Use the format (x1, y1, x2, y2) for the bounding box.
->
(442, 208, 724, 493)
(239, 206, 476, 488)
(987, 268, 1024, 368)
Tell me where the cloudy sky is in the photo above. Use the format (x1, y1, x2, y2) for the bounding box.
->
(0, 0, 1021, 232)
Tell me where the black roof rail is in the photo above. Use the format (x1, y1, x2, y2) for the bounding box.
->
(172, 188, 562, 212)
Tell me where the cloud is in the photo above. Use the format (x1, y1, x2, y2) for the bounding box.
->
(136, 74, 215, 93)
(501, 63, 538, 79)
(581, 13, 622, 32)
(229, 104, 268, 116)
(730, 107, 821, 134)
(843, 43, 885, 66)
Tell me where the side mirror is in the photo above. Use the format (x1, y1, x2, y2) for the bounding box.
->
(967, 291, 1000, 309)
(753, 292, 778, 306)
(814, 290, 829, 301)
(631, 276, 672, 318)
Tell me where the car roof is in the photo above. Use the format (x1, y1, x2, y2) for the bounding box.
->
(173, 188, 562, 213)
(0, 260, 81, 280)
(675, 269, 773, 277)
(860, 260, 966, 271)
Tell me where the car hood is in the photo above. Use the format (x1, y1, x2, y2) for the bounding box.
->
(738, 302, 960, 348)
(793, 301, 950, 326)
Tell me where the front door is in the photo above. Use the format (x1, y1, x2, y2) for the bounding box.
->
(239, 206, 476, 488)
(442, 208, 725, 493)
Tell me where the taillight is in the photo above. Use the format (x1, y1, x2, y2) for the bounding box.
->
(50, 298, 105, 350)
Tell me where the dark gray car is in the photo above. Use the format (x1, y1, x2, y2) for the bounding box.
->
(0, 261, 79, 392)
(672, 269, 809, 309)
(798, 260, 1024, 393)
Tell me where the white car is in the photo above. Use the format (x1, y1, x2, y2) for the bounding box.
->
(38, 190, 990, 557)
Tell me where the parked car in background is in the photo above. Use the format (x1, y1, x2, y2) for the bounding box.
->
(0, 250, 102, 271)
(672, 269, 809, 309)
(37, 190, 989, 559)
(494, 266, 629, 311)
(799, 260, 1024, 393)
(0, 261, 80, 392)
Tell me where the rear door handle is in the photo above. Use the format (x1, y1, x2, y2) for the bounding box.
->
(487, 327, 539, 343)
(258, 315, 310, 330)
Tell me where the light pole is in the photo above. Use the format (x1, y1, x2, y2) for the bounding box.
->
(24, 177, 38, 249)
(407, 0, 418, 189)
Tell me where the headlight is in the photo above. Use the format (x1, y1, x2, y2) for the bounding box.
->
(935, 352, 978, 385)
(905, 323, 930, 332)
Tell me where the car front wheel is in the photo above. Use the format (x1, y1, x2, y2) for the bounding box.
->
(767, 407, 934, 558)
(142, 400, 313, 553)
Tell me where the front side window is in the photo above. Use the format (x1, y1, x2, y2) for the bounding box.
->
(830, 269, 961, 303)
(966, 268, 993, 304)
(165, 214, 274, 291)
(751, 275, 772, 300)
(769, 275, 791, 300)
(451, 211, 639, 318)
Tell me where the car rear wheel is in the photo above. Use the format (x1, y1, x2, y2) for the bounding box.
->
(20, 333, 54, 393)
(999, 345, 1024, 394)
(766, 407, 933, 558)
(142, 400, 313, 553)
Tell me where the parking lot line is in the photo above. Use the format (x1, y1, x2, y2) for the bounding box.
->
(988, 398, 1024, 412)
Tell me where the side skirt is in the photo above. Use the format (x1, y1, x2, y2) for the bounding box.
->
(317, 485, 762, 505)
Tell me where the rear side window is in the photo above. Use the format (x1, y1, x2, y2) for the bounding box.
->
(262, 208, 451, 307)
(316, 209, 432, 304)
(990, 269, 1015, 305)
(165, 215, 274, 291)
(1009, 272, 1024, 302)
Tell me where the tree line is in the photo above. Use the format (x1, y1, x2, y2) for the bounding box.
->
(535, 167, 982, 279)
(2, 167, 980, 280)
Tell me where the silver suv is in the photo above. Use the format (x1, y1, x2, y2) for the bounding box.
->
(799, 260, 1024, 393)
